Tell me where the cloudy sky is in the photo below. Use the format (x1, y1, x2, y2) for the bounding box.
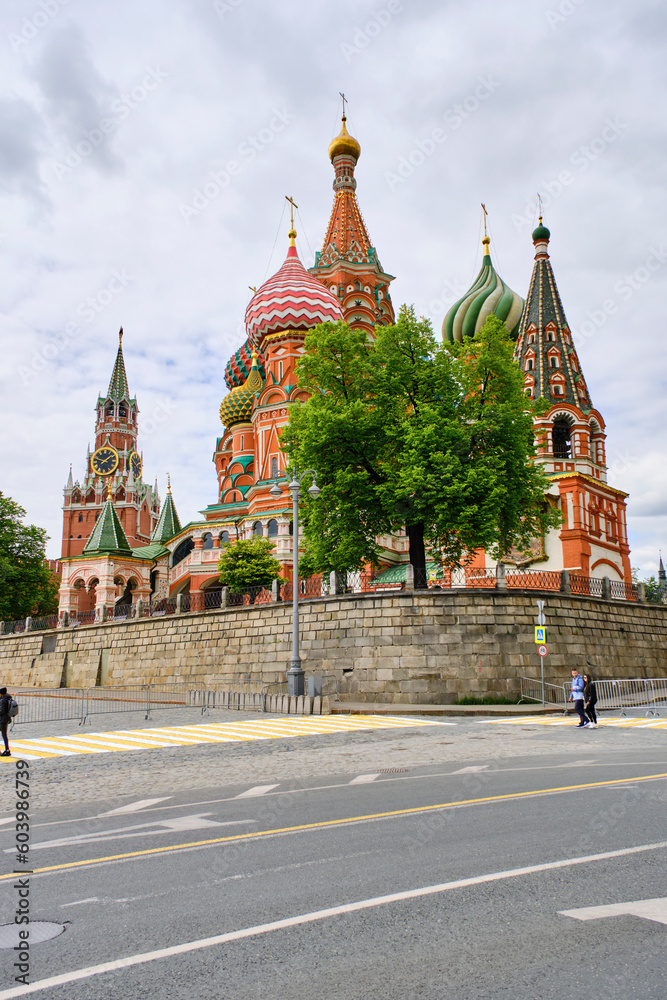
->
(1, 0, 665, 577)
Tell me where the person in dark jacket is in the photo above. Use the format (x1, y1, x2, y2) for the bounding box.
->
(583, 673, 598, 728)
(0, 688, 12, 756)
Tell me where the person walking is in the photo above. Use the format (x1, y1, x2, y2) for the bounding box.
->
(569, 669, 588, 727)
(583, 673, 598, 728)
(0, 687, 12, 756)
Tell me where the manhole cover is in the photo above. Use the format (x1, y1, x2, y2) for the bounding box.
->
(378, 768, 411, 773)
(0, 922, 66, 948)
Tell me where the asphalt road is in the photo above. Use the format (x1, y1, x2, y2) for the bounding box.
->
(0, 721, 666, 999)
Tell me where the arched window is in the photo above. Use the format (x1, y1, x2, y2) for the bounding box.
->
(267, 519, 278, 538)
(528, 334, 536, 345)
(78, 514, 83, 522)
(271, 456, 278, 478)
(552, 385, 563, 396)
(253, 521, 263, 537)
(547, 330, 556, 342)
(106, 404, 114, 420)
(119, 405, 127, 418)
(549, 357, 559, 368)
(552, 418, 572, 459)
(278, 361, 283, 380)
(525, 359, 534, 371)
(172, 537, 195, 567)
(240, 435, 244, 451)
(219, 530, 230, 546)
(288, 520, 293, 536)
(202, 532, 213, 550)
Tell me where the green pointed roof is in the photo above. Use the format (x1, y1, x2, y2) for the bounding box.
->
(514, 224, 592, 410)
(107, 328, 130, 401)
(83, 497, 132, 556)
(443, 239, 524, 343)
(151, 484, 181, 544)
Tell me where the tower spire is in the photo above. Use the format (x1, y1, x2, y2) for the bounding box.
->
(481, 203, 490, 256)
(514, 221, 592, 410)
(285, 195, 298, 246)
(107, 326, 130, 400)
(310, 107, 395, 334)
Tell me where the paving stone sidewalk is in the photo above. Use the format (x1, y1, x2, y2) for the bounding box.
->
(4, 708, 666, 811)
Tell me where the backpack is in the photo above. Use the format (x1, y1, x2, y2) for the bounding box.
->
(8, 698, 18, 719)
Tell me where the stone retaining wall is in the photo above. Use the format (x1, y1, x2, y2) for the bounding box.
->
(0, 590, 665, 704)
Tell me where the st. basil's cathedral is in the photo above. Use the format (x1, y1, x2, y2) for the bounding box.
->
(57, 114, 632, 618)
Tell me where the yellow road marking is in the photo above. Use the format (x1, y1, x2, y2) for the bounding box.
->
(6, 714, 441, 759)
(2, 771, 665, 881)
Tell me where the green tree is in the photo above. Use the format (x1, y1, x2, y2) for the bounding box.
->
(282, 308, 559, 574)
(0, 492, 59, 621)
(217, 536, 284, 595)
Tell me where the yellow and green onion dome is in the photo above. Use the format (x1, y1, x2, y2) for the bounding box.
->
(224, 338, 265, 390)
(443, 238, 525, 342)
(219, 351, 264, 428)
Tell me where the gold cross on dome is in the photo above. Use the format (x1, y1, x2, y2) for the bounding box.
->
(339, 92, 347, 118)
(285, 195, 298, 231)
(481, 203, 488, 238)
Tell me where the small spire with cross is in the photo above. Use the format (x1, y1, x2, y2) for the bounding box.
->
(481, 202, 490, 255)
(118, 326, 123, 344)
(285, 194, 298, 245)
(339, 91, 348, 121)
(537, 192, 543, 224)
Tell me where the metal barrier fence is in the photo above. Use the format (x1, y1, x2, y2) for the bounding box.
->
(519, 676, 568, 708)
(559, 677, 667, 716)
(9, 688, 87, 725)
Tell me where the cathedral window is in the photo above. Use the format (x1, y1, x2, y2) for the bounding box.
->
(119, 405, 127, 418)
(253, 521, 263, 537)
(525, 359, 534, 371)
(528, 334, 536, 345)
(546, 329, 556, 342)
(552, 418, 572, 458)
(219, 530, 230, 546)
(172, 538, 194, 567)
(202, 532, 213, 550)
(78, 514, 83, 522)
(271, 456, 278, 478)
(240, 435, 244, 450)
(278, 361, 283, 380)
(552, 385, 563, 395)
(549, 357, 559, 368)
(267, 519, 278, 538)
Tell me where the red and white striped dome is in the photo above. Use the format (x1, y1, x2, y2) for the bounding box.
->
(245, 244, 342, 349)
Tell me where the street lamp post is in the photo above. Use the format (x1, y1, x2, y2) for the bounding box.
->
(270, 468, 320, 697)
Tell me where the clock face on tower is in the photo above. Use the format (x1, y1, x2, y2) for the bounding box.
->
(129, 451, 142, 479)
(91, 446, 119, 476)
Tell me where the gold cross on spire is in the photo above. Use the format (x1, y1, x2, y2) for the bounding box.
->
(285, 195, 298, 245)
(537, 192, 543, 223)
(339, 91, 348, 119)
(481, 203, 490, 254)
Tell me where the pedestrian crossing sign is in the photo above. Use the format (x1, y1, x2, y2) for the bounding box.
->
(534, 626, 547, 643)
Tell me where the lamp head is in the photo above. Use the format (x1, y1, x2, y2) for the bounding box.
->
(269, 483, 283, 499)
(307, 482, 321, 500)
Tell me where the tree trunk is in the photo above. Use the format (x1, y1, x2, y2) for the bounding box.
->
(406, 522, 426, 582)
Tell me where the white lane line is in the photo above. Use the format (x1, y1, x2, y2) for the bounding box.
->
(560, 897, 667, 926)
(60, 898, 99, 908)
(23, 816, 255, 852)
(451, 765, 490, 774)
(99, 798, 173, 817)
(349, 774, 380, 784)
(2, 839, 665, 999)
(234, 785, 280, 798)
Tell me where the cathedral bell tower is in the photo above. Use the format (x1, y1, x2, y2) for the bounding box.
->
(61, 328, 160, 557)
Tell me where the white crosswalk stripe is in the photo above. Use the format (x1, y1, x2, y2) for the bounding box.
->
(2, 715, 444, 761)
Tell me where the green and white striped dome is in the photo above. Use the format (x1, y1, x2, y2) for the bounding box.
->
(443, 240, 524, 342)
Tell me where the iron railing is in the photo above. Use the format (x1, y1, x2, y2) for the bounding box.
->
(519, 676, 568, 709)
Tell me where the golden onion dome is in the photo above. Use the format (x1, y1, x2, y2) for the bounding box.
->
(328, 116, 361, 162)
(219, 351, 264, 428)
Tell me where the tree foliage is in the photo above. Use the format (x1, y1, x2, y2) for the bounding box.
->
(217, 536, 284, 593)
(0, 492, 59, 621)
(282, 308, 559, 573)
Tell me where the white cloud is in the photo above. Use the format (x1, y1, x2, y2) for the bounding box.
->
(0, 0, 665, 580)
